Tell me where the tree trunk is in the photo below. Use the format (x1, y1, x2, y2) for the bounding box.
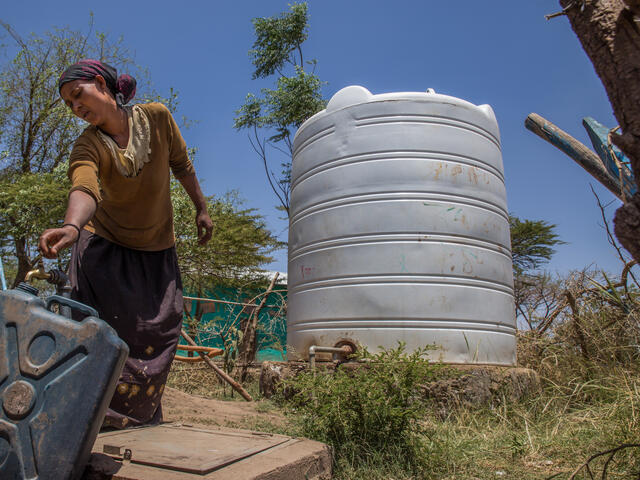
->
(558, 0, 640, 261)
(238, 273, 279, 381)
(13, 236, 32, 288)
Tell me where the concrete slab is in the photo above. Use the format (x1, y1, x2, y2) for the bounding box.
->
(86, 424, 332, 480)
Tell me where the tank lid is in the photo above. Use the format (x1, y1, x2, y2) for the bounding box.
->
(324, 85, 490, 113)
(299, 85, 499, 141)
(325, 85, 373, 112)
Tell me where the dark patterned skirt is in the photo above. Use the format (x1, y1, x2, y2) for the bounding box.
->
(69, 230, 183, 429)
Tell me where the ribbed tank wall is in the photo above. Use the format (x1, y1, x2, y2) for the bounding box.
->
(287, 86, 515, 365)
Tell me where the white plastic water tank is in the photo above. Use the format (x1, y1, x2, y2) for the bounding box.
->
(287, 86, 515, 365)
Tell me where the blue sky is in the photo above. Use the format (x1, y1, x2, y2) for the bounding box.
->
(1, 1, 628, 275)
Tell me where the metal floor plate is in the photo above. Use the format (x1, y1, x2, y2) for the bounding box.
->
(93, 425, 291, 475)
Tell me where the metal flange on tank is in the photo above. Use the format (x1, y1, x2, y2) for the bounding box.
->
(287, 85, 515, 366)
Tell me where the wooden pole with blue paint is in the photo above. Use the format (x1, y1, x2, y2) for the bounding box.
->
(525, 113, 625, 201)
(582, 117, 637, 200)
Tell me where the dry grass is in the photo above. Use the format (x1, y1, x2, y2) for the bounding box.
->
(420, 369, 640, 479)
(166, 361, 262, 401)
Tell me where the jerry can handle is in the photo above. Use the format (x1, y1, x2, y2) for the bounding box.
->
(45, 295, 99, 318)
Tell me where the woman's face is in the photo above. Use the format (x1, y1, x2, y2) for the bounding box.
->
(60, 76, 116, 126)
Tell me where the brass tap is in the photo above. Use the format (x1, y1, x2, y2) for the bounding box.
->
(25, 261, 51, 283)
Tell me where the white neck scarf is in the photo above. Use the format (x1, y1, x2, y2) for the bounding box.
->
(97, 105, 151, 178)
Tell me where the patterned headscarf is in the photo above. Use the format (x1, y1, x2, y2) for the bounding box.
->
(58, 59, 136, 107)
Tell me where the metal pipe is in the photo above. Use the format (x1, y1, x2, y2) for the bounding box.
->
(25, 265, 50, 283)
(57, 285, 73, 318)
(0, 257, 6, 290)
(45, 268, 72, 317)
(309, 345, 354, 370)
(25, 265, 74, 317)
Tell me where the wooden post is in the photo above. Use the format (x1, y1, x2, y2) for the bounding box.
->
(240, 274, 280, 361)
(525, 113, 624, 201)
(238, 273, 280, 381)
(180, 328, 253, 402)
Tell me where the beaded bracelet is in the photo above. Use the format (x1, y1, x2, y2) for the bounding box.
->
(62, 223, 81, 237)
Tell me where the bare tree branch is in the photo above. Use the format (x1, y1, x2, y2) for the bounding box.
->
(591, 185, 640, 288)
(248, 126, 289, 215)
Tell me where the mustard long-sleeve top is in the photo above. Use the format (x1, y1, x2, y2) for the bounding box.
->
(67, 102, 195, 251)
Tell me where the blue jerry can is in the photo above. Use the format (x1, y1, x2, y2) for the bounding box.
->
(0, 284, 128, 480)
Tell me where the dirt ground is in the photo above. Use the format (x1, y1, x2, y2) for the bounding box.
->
(161, 386, 288, 433)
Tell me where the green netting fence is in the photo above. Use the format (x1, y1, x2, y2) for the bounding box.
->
(178, 282, 287, 362)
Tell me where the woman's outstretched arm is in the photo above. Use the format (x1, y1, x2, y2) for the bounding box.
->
(38, 190, 97, 258)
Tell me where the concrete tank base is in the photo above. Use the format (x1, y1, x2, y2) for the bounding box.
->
(85, 425, 331, 480)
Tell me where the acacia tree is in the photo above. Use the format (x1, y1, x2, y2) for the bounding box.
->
(0, 164, 70, 282)
(510, 216, 564, 275)
(552, 0, 640, 262)
(509, 215, 564, 328)
(0, 19, 152, 286)
(234, 2, 326, 216)
(171, 181, 281, 294)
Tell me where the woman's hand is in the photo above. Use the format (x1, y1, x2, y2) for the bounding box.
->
(38, 191, 96, 258)
(196, 209, 213, 245)
(38, 225, 80, 258)
(178, 174, 214, 245)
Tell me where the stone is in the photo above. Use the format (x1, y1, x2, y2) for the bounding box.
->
(259, 361, 312, 399)
(421, 366, 541, 417)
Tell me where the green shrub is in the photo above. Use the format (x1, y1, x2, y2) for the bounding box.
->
(277, 343, 440, 475)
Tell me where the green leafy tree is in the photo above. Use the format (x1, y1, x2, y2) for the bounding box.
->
(509, 215, 565, 328)
(171, 180, 281, 294)
(234, 2, 326, 215)
(510, 215, 564, 276)
(0, 163, 70, 284)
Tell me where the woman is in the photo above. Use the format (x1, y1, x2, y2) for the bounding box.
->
(38, 59, 213, 429)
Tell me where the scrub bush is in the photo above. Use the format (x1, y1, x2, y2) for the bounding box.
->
(278, 343, 440, 474)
